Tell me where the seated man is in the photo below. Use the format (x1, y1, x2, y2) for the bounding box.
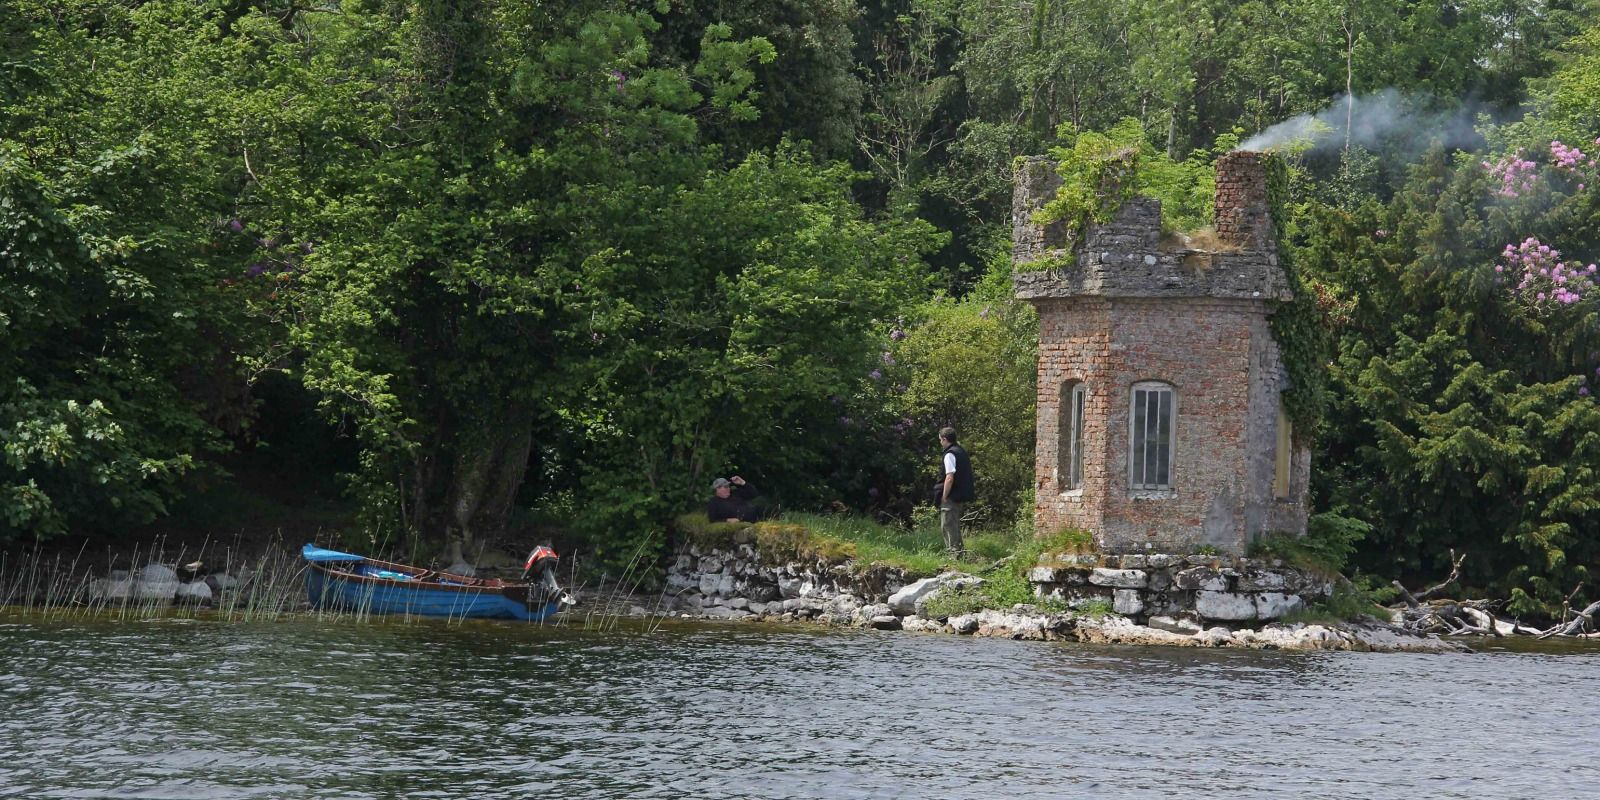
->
(707, 475, 765, 523)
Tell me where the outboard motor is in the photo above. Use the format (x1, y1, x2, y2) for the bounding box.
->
(522, 546, 576, 606)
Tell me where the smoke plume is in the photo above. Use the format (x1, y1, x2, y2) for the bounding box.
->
(1238, 89, 1483, 155)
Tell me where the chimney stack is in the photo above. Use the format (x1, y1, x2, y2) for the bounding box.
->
(1213, 151, 1274, 250)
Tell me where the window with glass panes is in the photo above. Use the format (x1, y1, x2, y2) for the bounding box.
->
(1129, 382, 1175, 490)
(1061, 382, 1087, 490)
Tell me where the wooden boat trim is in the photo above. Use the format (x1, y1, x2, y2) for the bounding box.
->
(309, 556, 525, 596)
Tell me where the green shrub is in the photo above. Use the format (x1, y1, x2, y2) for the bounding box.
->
(1280, 578, 1394, 625)
(1248, 511, 1370, 574)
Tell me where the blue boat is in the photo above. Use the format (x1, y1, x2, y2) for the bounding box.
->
(302, 543, 572, 621)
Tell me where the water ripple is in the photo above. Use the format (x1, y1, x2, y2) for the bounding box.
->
(0, 617, 1596, 798)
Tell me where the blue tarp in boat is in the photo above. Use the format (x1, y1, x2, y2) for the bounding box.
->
(301, 544, 366, 563)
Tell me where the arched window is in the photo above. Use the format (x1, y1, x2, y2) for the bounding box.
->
(1129, 381, 1176, 490)
(1060, 381, 1087, 490)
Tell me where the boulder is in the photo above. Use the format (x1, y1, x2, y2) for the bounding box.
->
(1173, 567, 1229, 592)
(777, 576, 805, 599)
(134, 580, 179, 602)
(1112, 589, 1145, 616)
(744, 582, 780, 603)
(886, 572, 981, 615)
(1196, 590, 1258, 621)
(1253, 592, 1304, 619)
(1234, 569, 1288, 593)
(135, 563, 178, 582)
(175, 581, 213, 603)
(1027, 566, 1062, 583)
(948, 614, 980, 634)
(869, 615, 901, 631)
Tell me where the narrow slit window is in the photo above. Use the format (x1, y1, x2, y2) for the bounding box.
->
(1060, 382, 1087, 490)
(1129, 382, 1176, 490)
(1274, 405, 1292, 499)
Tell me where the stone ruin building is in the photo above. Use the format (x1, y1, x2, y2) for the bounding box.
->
(1012, 150, 1309, 556)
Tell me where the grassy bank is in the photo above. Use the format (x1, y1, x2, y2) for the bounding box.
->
(673, 511, 1099, 616)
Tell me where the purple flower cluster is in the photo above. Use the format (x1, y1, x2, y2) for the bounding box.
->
(1483, 150, 1539, 198)
(1499, 237, 1598, 306)
(1549, 139, 1599, 173)
(889, 328, 906, 341)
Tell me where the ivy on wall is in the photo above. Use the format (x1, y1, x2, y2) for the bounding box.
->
(1026, 119, 1216, 270)
(1263, 153, 1332, 436)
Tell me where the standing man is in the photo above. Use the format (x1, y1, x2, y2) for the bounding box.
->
(938, 427, 975, 555)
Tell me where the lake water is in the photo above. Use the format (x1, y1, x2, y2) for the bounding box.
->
(0, 614, 1596, 799)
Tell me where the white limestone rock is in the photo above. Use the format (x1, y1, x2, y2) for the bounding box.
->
(1235, 570, 1288, 592)
(886, 572, 982, 615)
(777, 575, 804, 598)
(175, 582, 213, 603)
(1112, 589, 1145, 616)
(1089, 568, 1149, 589)
(900, 615, 945, 633)
(1253, 592, 1304, 620)
(136, 564, 178, 582)
(1174, 567, 1229, 592)
(948, 614, 980, 634)
(134, 580, 178, 602)
(1196, 590, 1258, 621)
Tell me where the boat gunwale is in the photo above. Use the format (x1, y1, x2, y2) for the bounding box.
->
(307, 555, 529, 596)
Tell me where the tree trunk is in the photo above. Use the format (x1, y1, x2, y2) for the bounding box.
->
(1343, 12, 1354, 153)
(440, 409, 534, 552)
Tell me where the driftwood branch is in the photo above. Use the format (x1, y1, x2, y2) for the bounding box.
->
(1414, 549, 1466, 601)
(1540, 600, 1600, 639)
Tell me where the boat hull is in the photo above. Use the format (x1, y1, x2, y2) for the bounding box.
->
(302, 545, 563, 622)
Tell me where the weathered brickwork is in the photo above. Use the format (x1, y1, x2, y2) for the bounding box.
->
(1015, 151, 1309, 554)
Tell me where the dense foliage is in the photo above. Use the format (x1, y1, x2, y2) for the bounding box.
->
(4, 0, 1599, 613)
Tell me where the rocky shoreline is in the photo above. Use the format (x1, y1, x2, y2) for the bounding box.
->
(662, 538, 1467, 653)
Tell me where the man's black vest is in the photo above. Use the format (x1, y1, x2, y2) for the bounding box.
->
(944, 443, 975, 503)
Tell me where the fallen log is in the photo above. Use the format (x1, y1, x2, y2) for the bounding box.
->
(1539, 600, 1600, 639)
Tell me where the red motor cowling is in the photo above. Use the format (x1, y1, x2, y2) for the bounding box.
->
(522, 546, 558, 579)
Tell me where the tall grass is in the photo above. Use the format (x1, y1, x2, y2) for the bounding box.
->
(0, 536, 580, 628)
